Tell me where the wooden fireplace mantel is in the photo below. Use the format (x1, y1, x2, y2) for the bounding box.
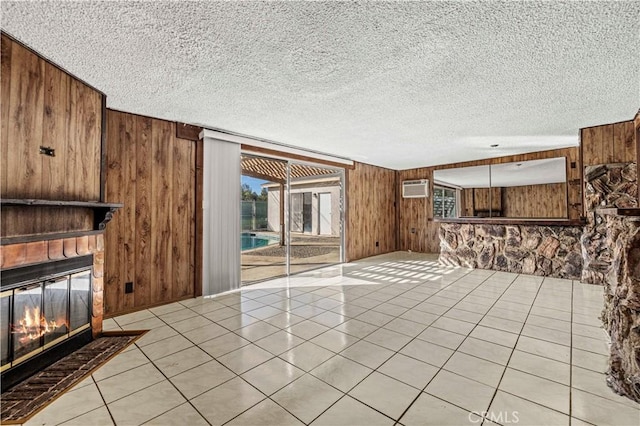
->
(1, 199, 123, 245)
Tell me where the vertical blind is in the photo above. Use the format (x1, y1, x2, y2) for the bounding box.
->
(202, 133, 241, 296)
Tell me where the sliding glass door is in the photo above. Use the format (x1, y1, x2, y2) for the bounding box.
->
(240, 154, 344, 285)
(287, 162, 343, 276)
(240, 155, 287, 283)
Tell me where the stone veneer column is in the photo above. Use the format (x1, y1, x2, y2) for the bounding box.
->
(602, 214, 640, 402)
(582, 163, 637, 284)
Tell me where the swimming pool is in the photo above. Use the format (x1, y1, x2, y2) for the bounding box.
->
(241, 233, 279, 251)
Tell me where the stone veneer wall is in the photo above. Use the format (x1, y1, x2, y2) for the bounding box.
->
(439, 223, 583, 279)
(602, 214, 640, 402)
(0, 235, 105, 337)
(582, 163, 638, 284)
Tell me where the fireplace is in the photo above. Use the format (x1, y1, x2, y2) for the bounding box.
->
(1, 255, 93, 391)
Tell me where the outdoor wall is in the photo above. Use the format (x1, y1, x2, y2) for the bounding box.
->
(267, 188, 280, 232)
(266, 181, 341, 236)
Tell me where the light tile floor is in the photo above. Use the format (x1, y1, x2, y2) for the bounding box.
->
(22, 253, 640, 425)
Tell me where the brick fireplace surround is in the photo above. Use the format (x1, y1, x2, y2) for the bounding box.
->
(0, 235, 105, 338)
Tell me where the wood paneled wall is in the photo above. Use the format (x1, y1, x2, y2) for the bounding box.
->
(581, 120, 635, 167)
(580, 117, 638, 208)
(472, 187, 502, 213)
(399, 147, 581, 253)
(461, 189, 474, 217)
(502, 183, 567, 218)
(1, 34, 103, 236)
(104, 110, 197, 316)
(346, 162, 397, 261)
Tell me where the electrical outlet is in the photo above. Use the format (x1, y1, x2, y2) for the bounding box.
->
(411, 228, 416, 234)
(375, 241, 379, 247)
(125, 282, 134, 294)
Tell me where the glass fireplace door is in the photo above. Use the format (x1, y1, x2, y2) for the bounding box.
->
(69, 271, 91, 334)
(12, 284, 44, 362)
(43, 277, 69, 347)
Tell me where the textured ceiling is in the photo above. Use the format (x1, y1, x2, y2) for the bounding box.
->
(2, 1, 638, 169)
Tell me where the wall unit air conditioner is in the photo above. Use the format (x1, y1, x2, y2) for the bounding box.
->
(402, 179, 429, 198)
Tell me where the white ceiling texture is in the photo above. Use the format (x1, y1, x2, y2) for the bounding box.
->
(2, 1, 638, 169)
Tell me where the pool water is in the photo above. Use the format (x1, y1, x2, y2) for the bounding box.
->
(241, 233, 278, 251)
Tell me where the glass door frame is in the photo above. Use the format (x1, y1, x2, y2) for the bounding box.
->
(241, 151, 346, 282)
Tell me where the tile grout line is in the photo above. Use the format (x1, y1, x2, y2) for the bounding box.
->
(153, 259, 458, 425)
(481, 275, 553, 425)
(569, 279, 574, 425)
(389, 271, 520, 424)
(111, 262, 538, 425)
(300, 263, 479, 425)
(87, 375, 117, 426)
(112, 268, 498, 407)
(102, 259, 617, 426)
(419, 274, 525, 424)
(216, 260, 457, 426)
(130, 342, 215, 426)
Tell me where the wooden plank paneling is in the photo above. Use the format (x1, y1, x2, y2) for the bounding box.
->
(580, 118, 637, 213)
(1, 35, 12, 198)
(7, 38, 44, 199)
(602, 124, 615, 164)
(104, 110, 124, 314)
(189, 139, 197, 297)
(135, 115, 152, 310)
(194, 138, 204, 297)
(172, 135, 192, 299)
(346, 162, 397, 262)
(472, 187, 502, 213)
(87, 86, 102, 201)
(613, 121, 635, 164)
(1, 34, 103, 239)
(41, 61, 69, 199)
(398, 167, 434, 253)
(104, 110, 197, 316)
(502, 183, 567, 218)
(151, 119, 173, 303)
(122, 112, 137, 312)
(582, 126, 603, 167)
(1, 206, 93, 236)
(582, 120, 636, 166)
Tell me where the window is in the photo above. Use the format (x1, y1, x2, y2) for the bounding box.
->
(433, 186, 458, 218)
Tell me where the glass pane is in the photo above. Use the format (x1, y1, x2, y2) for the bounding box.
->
(1, 293, 11, 366)
(43, 277, 69, 345)
(433, 187, 443, 218)
(241, 154, 287, 284)
(289, 164, 342, 275)
(69, 271, 91, 331)
(443, 188, 457, 218)
(13, 285, 43, 359)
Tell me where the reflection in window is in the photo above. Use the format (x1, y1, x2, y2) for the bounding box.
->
(433, 186, 457, 218)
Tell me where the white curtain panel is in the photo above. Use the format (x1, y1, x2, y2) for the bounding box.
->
(202, 132, 241, 296)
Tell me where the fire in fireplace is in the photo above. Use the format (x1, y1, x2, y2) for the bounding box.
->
(1, 256, 93, 390)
